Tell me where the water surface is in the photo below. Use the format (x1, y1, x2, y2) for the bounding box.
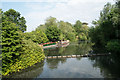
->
(6, 41, 120, 78)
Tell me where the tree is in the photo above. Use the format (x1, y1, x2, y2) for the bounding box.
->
(46, 26, 61, 42)
(58, 21, 76, 41)
(1, 9, 46, 76)
(89, 3, 115, 46)
(0, 9, 3, 76)
(114, 0, 120, 40)
(3, 9, 27, 32)
(45, 16, 58, 27)
(89, 2, 120, 53)
(2, 21, 22, 74)
(23, 30, 48, 44)
(36, 24, 46, 33)
(74, 20, 82, 35)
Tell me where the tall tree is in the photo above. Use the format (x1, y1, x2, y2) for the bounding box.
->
(114, 0, 120, 40)
(58, 21, 76, 41)
(3, 9, 27, 32)
(46, 25, 61, 42)
(2, 21, 22, 74)
(74, 20, 82, 35)
(45, 16, 58, 27)
(89, 2, 120, 53)
(36, 24, 46, 33)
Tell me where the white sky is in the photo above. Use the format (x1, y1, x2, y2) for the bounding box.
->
(2, 0, 115, 32)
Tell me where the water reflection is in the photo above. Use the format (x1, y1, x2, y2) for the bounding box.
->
(89, 55, 120, 78)
(39, 58, 103, 78)
(43, 41, 120, 78)
(44, 41, 93, 56)
(4, 41, 120, 78)
(46, 58, 66, 69)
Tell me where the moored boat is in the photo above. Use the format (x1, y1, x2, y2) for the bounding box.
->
(40, 40, 70, 49)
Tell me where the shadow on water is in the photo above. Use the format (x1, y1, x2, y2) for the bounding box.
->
(89, 54, 120, 78)
(89, 43, 120, 78)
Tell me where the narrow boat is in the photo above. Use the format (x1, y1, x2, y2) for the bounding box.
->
(40, 40, 70, 49)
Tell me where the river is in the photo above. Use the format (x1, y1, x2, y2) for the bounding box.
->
(5, 41, 120, 78)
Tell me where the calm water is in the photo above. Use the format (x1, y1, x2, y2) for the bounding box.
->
(6, 42, 120, 78)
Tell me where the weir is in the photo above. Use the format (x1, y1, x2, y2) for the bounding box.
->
(45, 54, 109, 59)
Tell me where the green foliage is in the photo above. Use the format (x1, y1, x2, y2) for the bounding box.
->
(45, 16, 58, 27)
(58, 21, 76, 41)
(1, 9, 45, 76)
(78, 33, 87, 41)
(89, 26, 103, 46)
(74, 20, 89, 41)
(66, 32, 76, 41)
(106, 40, 120, 53)
(59, 33, 64, 40)
(89, 3, 116, 45)
(0, 9, 3, 77)
(36, 24, 46, 33)
(36, 17, 78, 41)
(36, 16, 90, 42)
(89, 1, 120, 53)
(77, 24, 89, 41)
(24, 30, 48, 44)
(74, 20, 82, 35)
(3, 39, 45, 76)
(45, 17, 62, 41)
(46, 26, 61, 42)
(3, 9, 27, 32)
(2, 21, 22, 75)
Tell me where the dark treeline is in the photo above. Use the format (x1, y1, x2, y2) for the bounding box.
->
(89, 0, 120, 54)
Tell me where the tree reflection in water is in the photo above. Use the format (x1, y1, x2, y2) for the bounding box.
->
(45, 41, 120, 78)
(44, 41, 93, 56)
(46, 58, 66, 69)
(89, 54, 120, 78)
(45, 41, 93, 69)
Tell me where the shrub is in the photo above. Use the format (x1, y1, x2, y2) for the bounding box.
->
(106, 40, 120, 53)
(3, 39, 45, 76)
(2, 21, 22, 75)
(24, 30, 48, 44)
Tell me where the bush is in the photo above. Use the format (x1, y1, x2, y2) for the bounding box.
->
(2, 21, 22, 75)
(23, 30, 48, 44)
(106, 40, 120, 53)
(3, 39, 45, 76)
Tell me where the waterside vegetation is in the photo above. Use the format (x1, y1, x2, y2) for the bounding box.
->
(1, 0, 120, 77)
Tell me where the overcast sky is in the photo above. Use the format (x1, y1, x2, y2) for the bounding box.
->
(2, 0, 115, 32)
